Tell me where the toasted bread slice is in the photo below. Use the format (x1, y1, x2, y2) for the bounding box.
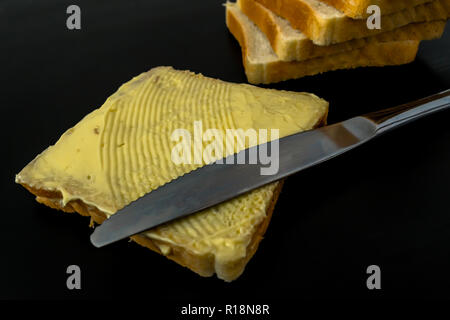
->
(16, 67, 329, 281)
(226, 2, 420, 84)
(253, 0, 450, 45)
(237, 0, 446, 61)
(321, 0, 433, 19)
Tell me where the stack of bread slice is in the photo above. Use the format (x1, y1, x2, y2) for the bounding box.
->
(226, 0, 450, 84)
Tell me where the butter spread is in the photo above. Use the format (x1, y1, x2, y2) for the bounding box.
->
(16, 67, 328, 277)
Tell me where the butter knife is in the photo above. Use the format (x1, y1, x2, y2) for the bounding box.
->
(91, 89, 450, 247)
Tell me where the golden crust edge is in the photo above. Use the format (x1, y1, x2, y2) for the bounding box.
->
(237, 0, 445, 62)
(226, 3, 421, 84)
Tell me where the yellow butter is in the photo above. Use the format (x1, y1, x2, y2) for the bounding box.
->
(16, 67, 328, 280)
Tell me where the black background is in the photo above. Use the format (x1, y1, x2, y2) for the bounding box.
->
(2, 0, 450, 304)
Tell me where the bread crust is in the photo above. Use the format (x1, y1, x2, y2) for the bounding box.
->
(226, 4, 420, 84)
(256, 0, 320, 42)
(238, 0, 288, 59)
(320, 0, 433, 19)
(254, 0, 450, 45)
(238, 0, 446, 61)
(22, 180, 282, 280)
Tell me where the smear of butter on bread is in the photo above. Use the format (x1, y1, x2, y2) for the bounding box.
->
(16, 67, 328, 281)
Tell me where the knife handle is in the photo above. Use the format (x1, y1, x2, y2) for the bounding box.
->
(364, 89, 450, 135)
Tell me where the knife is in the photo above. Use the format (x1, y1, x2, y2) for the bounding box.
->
(90, 89, 450, 248)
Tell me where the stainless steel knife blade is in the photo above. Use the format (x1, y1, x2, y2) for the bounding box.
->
(90, 89, 450, 248)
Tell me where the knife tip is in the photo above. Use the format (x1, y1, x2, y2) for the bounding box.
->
(90, 229, 105, 248)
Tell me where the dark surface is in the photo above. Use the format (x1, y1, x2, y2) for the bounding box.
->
(1, 0, 450, 303)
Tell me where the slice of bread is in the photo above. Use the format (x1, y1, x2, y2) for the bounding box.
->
(321, 0, 433, 19)
(16, 66, 329, 281)
(226, 2, 420, 84)
(254, 0, 450, 45)
(238, 0, 446, 61)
